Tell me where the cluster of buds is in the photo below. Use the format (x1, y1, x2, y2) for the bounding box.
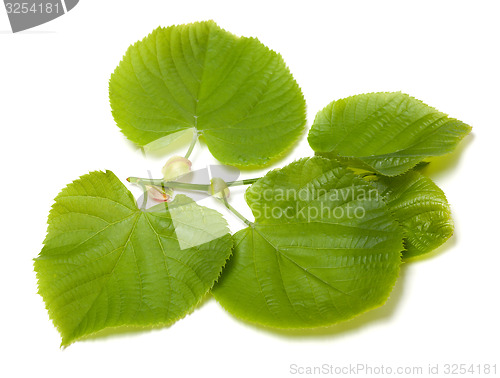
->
(138, 156, 231, 203)
(147, 156, 192, 203)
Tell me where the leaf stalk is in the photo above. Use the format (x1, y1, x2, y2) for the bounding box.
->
(184, 131, 199, 159)
(218, 197, 252, 226)
(126, 177, 260, 191)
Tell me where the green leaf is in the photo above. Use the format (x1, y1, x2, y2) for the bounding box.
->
(109, 20, 306, 167)
(370, 170, 453, 258)
(34, 171, 232, 346)
(212, 157, 404, 328)
(308, 92, 472, 176)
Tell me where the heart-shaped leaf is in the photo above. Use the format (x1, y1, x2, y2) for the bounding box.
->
(109, 20, 306, 167)
(212, 157, 403, 328)
(308, 92, 471, 176)
(35, 171, 232, 346)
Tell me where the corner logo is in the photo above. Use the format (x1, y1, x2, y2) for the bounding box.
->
(4, 0, 78, 33)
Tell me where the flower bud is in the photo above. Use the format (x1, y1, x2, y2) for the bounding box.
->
(147, 185, 173, 202)
(162, 156, 192, 181)
(210, 177, 230, 199)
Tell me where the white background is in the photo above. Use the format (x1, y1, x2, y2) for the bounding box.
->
(1, 1, 499, 377)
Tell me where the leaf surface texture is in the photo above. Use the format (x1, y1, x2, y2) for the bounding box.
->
(372, 170, 453, 258)
(109, 20, 306, 166)
(308, 92, 471, 176)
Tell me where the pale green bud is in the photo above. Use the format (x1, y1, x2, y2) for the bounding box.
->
(210, 177, 230, 199)
(162, 156, 192, 181)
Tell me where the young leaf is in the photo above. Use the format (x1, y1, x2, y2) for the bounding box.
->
(371, 170, 453, 258)
(308, 92, 471, 176)
(212, 157, 404, 328)
(109, 20, 306, 167)
(34, 171, 232, 346)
